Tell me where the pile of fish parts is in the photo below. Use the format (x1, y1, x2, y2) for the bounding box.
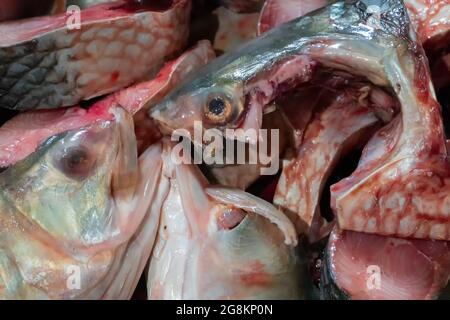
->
(1, 0, 450, 300)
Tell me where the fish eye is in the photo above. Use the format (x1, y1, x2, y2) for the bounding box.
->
(217, 206, 247, 230)
(55, 146, 95, 180)
(203, 95, 234, 125)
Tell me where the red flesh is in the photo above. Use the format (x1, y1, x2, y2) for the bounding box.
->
(329, 227, 450, 299)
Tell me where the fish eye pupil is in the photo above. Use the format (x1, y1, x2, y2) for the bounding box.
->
(66, 149, 87, 169)
(56, 146, 94, 180)
(208, 97, 226, 116)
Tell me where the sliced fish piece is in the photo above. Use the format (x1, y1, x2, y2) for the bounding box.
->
(274, 85, 397, 242)
(0, 0, 191, 110)
(322, 227, 450, 300)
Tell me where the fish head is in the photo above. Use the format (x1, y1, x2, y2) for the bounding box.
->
(0, 106, 138, 249)
(197, 202, 303, 299)
(149, 147, 302, 299)
(150, 75, 247, 138)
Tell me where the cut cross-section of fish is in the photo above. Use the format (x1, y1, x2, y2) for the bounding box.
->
(274, 85, 397, 242)
(0, 0, 191, 110)
(321, 227, 450, 300)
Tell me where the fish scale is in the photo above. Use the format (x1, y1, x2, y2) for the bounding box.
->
(0, 0, 191, 110)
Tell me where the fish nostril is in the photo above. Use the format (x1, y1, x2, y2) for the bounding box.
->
(217, 207, 247, 230)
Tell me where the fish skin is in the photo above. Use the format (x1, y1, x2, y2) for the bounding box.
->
(146, 139, 303, 300)
(149, 0, 409, 140)
(274, 85, 396, 242)
(0, 107, 139, 299)
(0, 0, 191, 110)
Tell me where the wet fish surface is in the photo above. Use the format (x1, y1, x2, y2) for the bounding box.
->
(0, 0, 191, 110)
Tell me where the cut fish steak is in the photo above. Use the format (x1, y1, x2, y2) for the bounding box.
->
(325, 1, 450, 241)
(0, 0, 191, 110)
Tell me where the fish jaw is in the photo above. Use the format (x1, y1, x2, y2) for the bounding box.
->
(147, 139, 302, 299)
(0, 0, 191, 110)
(101, 142, 166, 299)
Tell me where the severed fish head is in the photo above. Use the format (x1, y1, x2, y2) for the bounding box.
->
(0, 106, 148, 299)
(0, 106, 137, 247)
(150, 0, 412, 145)
(147, 140, 303, 300)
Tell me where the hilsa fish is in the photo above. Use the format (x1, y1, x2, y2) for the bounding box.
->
(0, 105, 160, 299)
(0, 0, 191, 110)
(146, 139, 305, 300)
